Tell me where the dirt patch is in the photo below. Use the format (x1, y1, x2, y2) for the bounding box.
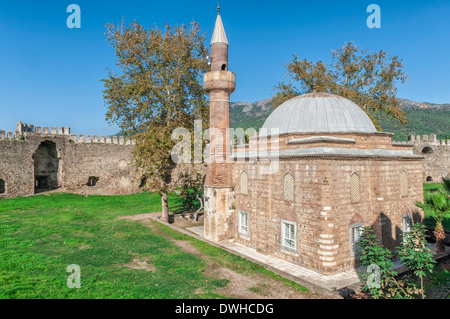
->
(164, 237, 319, 299)
(203, 263, 319, 299)
(119, 214, 320, 299)
(118, 213, 154, 222)
(78, 245, 93, 250)
(123, 257, 156, 272)
(173, 240, 205, 258)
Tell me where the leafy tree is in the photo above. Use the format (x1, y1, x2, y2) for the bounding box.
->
(416, 188, 450, 253)
(273, 42, 408, 130)
(398, 223, 436, 299)
(178, 171, 205, 213)
(442, 177, 450, 194)
(358, 227, 417, 299)
(359, 227, 395, 299)
(359, 225, 436, 299)
(102, 20, 209, 221)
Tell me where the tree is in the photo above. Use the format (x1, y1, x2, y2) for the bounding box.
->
(273, 42, 408, 130)
(103, 20, 209, 222)
(358, 227, 395, 299)
(398, 223, 436, 299)
(442, 177, 450, 194)
(416, 189, 450, 253)
(359, 225, 436, 299)
(358, 227, 417, 299)
(178, 171, 205, 214)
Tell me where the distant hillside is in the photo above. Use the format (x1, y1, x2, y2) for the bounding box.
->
(398, 98, 450, 111)
(230, 98, 273, 130)
(230, 98, 450, 141)
(383, 98, 450, 141)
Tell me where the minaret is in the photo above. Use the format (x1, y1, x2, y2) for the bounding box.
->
(203, 4, 236, 242)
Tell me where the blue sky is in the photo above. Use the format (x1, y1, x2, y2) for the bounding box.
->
(0, 0, 449, 135)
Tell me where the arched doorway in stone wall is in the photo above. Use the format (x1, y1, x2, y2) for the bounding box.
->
(33, 141, 59, 193)
(422, 147, 434, 155)
(0, 179, 6, 195)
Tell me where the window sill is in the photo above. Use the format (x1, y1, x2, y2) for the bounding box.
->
(238, 232, 250, 239)
(281, 246, 298, 254)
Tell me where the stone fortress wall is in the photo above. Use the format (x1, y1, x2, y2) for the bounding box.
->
(1, 120, 448, 200)
(393, 134, 450, 183)
(0, 121, 142, 199)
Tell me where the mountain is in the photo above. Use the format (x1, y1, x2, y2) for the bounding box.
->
(398, 98, 450, 111)
(230, 98, 450, 141)
(230, 98, 273, 130)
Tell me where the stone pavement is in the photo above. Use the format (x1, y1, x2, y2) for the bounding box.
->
(187, 226, 362, 298)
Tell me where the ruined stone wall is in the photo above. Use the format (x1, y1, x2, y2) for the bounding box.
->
(61, 143, 140, 196)
(0, 138, 37, 198)
(405, 134, 450, 183)
(0, 123, 141, 199)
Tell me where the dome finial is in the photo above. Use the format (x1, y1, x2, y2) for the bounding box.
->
(217, 2, 220, 14)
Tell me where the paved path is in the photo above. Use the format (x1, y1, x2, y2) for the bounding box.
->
(187, 226, 361, 297)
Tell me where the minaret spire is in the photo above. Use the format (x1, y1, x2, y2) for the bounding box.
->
(211, 4, 228, 46)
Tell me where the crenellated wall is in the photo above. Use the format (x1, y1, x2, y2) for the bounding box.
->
(0, 122, 140, 199)
(1, 121, 136, 145)
(391, 134, 450, 183)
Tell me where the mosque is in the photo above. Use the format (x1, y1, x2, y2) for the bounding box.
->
(202, 7, 424, 275)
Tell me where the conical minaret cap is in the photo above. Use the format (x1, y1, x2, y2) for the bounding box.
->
(211, 12, 228, 46)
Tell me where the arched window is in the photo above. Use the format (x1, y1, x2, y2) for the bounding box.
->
(400, 171, 408, 197)
(426, 176, 433, 182)
(240, 171, 248, 195)
(283, 173, 294, 201)
(350, 173, 361, 204)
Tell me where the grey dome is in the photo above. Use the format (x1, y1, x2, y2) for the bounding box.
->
(260, 93, 377, 136)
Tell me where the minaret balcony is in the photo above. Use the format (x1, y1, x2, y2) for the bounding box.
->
(203, 70, 236, 93)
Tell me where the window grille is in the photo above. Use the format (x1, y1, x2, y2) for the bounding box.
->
(400, 171, 408, 197)
(350, 173, 361, 203)
(283, 173, 294, 201)
(240, 171, 248, 195)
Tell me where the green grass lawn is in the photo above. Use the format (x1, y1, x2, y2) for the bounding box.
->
(423, 183, 445, 193)
(0, 192, 307, 299)
(1, 184, 447, 299)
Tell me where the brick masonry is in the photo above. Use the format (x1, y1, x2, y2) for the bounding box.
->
(226, 133, 425, 275)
